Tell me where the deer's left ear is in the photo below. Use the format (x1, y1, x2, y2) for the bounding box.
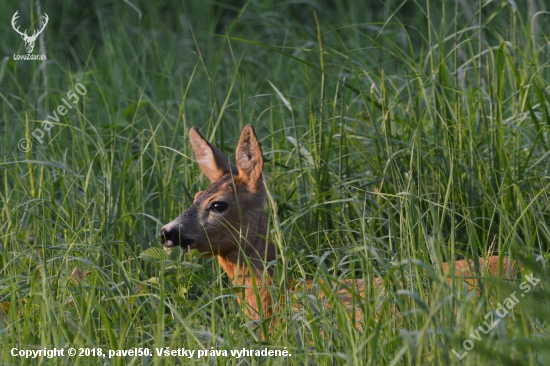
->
(235, 125, 264, 192)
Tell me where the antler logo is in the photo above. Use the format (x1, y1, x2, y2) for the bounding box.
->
(11, 11, 49, 54)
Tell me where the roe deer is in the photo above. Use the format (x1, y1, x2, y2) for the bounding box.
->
(159, 125, 516, 320)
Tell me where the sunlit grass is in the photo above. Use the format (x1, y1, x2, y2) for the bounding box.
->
(1, 0, 550, 365)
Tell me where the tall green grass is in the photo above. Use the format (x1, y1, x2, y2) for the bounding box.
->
(1, 0, 550, 364)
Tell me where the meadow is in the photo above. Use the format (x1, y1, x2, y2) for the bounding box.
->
(1, 0, 550, 364)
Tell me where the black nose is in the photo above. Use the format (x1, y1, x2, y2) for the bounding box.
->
(158, 225, 195, 248)
(158, 229, 167, 244)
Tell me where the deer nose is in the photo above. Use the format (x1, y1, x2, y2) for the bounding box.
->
(158, 225, 196, 248)
(158, 228, 168, 244)
(159, 225, 182, 247)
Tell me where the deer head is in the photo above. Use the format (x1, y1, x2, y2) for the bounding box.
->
(11, 11, 49, 54)
(159, 125, 272, 265)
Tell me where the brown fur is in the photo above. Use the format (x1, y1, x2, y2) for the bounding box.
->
(159, 125, 515, 321)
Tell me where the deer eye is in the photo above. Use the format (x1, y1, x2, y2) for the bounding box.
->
(210, 202, 228, 213)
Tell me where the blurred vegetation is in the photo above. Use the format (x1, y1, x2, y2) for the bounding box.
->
(1, 0, 550, 365)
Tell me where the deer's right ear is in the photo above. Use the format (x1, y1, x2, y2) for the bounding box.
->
(189, 127, 236, 182)
(235, 125, 264, 192)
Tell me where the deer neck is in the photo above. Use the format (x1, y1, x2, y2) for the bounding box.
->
(216, 210, 275, 284)
(215, 211, 275, 318)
